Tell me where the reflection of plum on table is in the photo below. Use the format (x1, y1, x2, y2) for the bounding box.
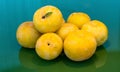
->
(94, 45, 107, 68)
(19, 47, 62, 70)
(19, 47, 39, 69)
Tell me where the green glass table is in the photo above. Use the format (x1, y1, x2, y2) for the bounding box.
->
(0, 0, 120, 72)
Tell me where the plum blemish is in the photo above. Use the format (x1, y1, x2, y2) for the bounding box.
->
(42, 12, 53, 19)
(47, 43, 50, 46)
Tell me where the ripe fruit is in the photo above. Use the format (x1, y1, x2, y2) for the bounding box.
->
(64, 30, 97, 61)
(16, 5, 109, 62)
(82, 20, 108, 46)
(16, 21, 41, 48)
(33, 5, 63, 33)
(36, 33, 63, 60)
(67, 12, 91, 29)
(57, 23, 79, 40)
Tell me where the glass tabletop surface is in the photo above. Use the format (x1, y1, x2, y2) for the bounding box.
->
(0, 0, 120, 72)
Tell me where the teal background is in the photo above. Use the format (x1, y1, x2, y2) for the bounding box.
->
(0, 0, 120, 72)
